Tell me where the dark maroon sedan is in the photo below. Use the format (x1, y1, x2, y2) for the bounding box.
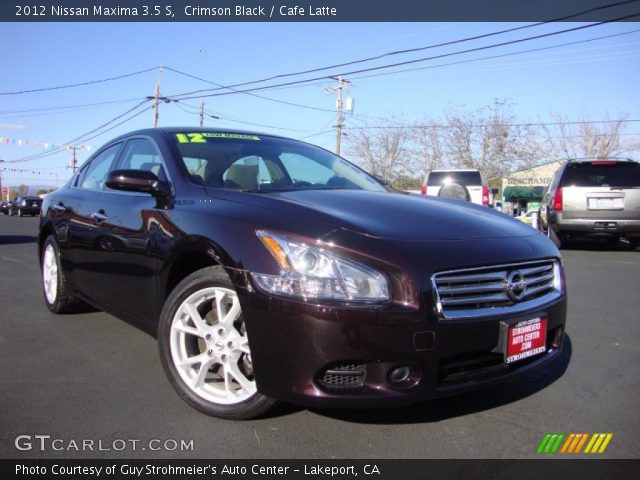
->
(38, 128, 567, 419)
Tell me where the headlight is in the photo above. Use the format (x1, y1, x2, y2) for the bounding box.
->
(253, 230, 389, 303)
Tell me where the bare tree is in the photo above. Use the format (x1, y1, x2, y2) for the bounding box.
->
(410, 123, 446, 178)
(444, 99, 542, 179)
(346, 119, 415, 183)
(541, 112, 637, 159)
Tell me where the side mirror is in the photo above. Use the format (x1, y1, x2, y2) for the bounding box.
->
(106, 169, 172, 201)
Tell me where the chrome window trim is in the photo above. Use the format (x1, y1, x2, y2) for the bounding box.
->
(71, 135, 175, 197)
(431, 259, 564, 320)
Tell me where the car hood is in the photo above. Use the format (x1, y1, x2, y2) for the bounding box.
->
(208, 189, 537, 241)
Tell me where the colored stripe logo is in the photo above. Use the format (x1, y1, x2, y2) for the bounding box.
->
(537, 433, 613, 454)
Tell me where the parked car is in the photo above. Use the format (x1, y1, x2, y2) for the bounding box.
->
(9, 195, 42, 216)
(39, 128, 567, 419)
(1, 200, 13, 215)
(421, 168, 489, 205)
(540, 158, 640, 248)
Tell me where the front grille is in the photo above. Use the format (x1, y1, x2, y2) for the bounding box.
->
(432, 260, 562, 320)
(317, 363, 366, 391)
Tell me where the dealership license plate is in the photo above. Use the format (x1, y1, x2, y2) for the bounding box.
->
(588, 197, 623, 209)
(505, 318, 547, 364)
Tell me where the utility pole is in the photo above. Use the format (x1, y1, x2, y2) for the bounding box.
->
(146, 66, 170, 128)
(199, 100, 205, 127)
(69, 147, 83, 174)
(327, 76, 350, 156)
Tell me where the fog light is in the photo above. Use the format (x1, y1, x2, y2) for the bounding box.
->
(388, 366, 412, 385)
(551, 327, 564, 349)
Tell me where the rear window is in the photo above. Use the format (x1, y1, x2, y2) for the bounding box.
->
(427, 171, 482, 186)
(561, 162, 640, 188)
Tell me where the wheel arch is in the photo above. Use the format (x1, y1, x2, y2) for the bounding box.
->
(38, 222, 55, 262)
(161, 236, 235, 302)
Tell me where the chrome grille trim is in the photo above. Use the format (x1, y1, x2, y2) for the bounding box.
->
(432, 259, 563, 320)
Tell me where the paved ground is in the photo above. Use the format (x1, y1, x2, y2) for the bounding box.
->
(0, 214, 638, 459)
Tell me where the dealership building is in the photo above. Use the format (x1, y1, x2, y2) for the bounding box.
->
(492, 160, 563, 213)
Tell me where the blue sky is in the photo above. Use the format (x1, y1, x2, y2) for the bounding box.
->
(1, 21, 639, 188)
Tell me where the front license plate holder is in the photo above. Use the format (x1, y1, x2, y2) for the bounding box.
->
(503, 317, 547, 364)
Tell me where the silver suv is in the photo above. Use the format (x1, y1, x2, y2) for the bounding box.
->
(540, 158, 640, 248)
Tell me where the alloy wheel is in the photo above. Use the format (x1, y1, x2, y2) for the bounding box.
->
(169, 287, 256, 405)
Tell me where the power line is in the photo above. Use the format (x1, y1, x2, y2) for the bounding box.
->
(168, 1, 640, 99)
(171, 14, 640, 102)
(164, 66, 336, 113)
(0, 97, 143, 115)
(172, 101, 313, 133)
(347, 28, 640, 82)
(344, 119, 640, 130)
(6, 100, 151, 163)
(0, 67, 159, 96)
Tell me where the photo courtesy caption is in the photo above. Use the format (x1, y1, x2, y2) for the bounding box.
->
(16, 463, 380, 476)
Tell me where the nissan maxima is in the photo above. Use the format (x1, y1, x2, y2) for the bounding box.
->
(39, 128, 567, 419)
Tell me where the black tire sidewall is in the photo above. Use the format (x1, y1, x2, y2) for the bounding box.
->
(157, 266, 275, 420)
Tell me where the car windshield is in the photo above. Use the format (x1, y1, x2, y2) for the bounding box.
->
(171, 132, 386, 193)
(427, 171, 482, 186)
(561, 161, 640, 188)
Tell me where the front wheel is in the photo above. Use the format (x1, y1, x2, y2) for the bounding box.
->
(158, 266, 275, 419)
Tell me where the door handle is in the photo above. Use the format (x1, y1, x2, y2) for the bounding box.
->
(91, 211, 108, 224)
(52, 204, 67, 214)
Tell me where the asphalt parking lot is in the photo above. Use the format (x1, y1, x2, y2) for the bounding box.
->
(0, 214, 638, 459)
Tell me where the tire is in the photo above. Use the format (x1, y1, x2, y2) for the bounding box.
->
(41, 235, 86, 313)
(158, 266, 276, 419)
(547, 227, 562, 249)
(438, 183, 471, 202)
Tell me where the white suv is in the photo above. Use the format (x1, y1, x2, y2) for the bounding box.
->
(421, 169, 489, 206)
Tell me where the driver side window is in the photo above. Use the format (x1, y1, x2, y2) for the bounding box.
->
(79, 143, 121, 190)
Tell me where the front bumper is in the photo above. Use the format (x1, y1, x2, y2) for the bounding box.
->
(233, 271, 567, 408)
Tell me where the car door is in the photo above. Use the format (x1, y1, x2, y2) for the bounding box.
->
(51, 143, 123, 295)
(89, 137, 172, 323)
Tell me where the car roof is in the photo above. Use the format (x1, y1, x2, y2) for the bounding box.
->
(107, 127, 290, 144)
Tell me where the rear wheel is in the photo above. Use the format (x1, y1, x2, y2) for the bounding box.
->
(158, 266, 275, 419)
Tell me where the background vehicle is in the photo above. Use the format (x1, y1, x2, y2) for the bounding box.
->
(9, 196, 42, 217)
(516, 210, 539, 229)
(39, 128, 566, 420)
(421, 168, 489, 205)
(0, 200, 13, 215)
(540, 158, 640, 248)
